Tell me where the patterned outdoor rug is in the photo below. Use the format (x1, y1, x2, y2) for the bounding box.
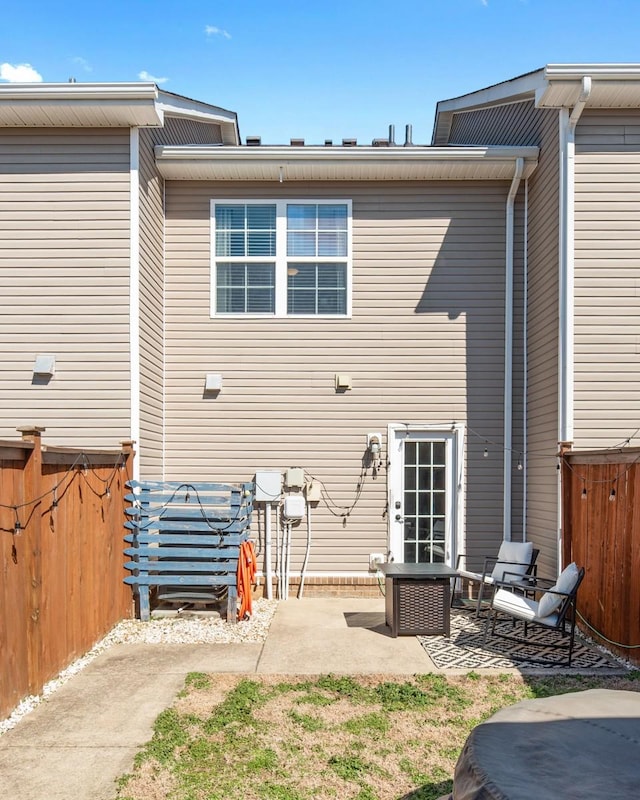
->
(419, 610, 625, 671)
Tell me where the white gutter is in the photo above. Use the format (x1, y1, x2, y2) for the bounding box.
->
(129, 128, 141, 481)
(0, 82, 158, 101)
(557, 75, 592, 570)
(545, 63, 640, 79)
(503, 157, 524, 541)
(156, 143, 539, 165)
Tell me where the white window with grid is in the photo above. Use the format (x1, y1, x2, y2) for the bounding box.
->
(210, 199, 352, 317)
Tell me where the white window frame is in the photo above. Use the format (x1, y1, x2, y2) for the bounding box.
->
(210, 198, 352, 318)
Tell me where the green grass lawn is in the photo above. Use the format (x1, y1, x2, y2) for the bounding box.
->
(115, 671, 640, 800)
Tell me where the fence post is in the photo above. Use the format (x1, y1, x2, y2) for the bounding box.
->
(17, 425, 45, 694)
(120, 440, 135, 478)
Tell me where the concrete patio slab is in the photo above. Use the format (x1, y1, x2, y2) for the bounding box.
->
(257, 597, 436, 674)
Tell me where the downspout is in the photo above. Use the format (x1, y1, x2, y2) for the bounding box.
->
(558, 76, 591, 568)
(559, 76, 591, 445)
(503, 157, 524, 541)
(522, 179, 529, 542)
(129, 127, 141, 482)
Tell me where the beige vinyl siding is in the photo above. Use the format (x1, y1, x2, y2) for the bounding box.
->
(137, 119, 224, 477)
(439, 100, 561, 575)
(138, 129, 165, 476)
(574, 110, 640, 449)
(523, 110, 560, 578)
(164, 180, 511, 574)
(448, 101, 543, 147)
(0, 128, 131, 446)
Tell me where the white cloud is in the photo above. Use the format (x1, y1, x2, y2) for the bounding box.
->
(205, 25, 231, 39)
(0, 62, 43, 82)
(481, 0, 488, 5)
(138, 70, 169, 84)
(72, 56, 92, 73)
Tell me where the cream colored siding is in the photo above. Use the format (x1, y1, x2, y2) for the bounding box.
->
(440, 101, 561, 576)
(448, 101, 543, 147)
(522, 110, 560, 577)
(164, 180, 510, 574)
(574, 110, 640, 449)
(138, 129, 165, 475)
(0, 128, 131, 446)
(137, 118, 224, 477)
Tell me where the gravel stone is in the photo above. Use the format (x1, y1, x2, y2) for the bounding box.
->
(0, 598, 278, 736)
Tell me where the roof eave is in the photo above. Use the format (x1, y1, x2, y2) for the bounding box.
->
(0, 83, 240, 136)
(0, 82, 163, 127)
(433, 64, 640, 144)
(155, 144, 539, 181)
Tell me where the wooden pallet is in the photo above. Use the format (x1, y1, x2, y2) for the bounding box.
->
(124, 480, 253, 621)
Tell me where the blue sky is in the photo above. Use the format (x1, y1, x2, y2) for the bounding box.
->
(2, 1, 640, 144)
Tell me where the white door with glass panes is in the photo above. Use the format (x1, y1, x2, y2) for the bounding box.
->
(388, 424, 464, 565)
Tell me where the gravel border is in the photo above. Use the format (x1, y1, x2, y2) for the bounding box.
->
(0, 598, 278, 736)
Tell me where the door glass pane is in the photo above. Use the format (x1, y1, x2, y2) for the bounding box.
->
(433, 467, 446, 491)
(404, 541, 417, 563)
(402, 438, 448, 564)
(404, 442, 417, 465)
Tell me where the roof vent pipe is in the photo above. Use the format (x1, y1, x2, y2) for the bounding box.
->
(404, 124, 413, 146)
(389, 124, 395, 145)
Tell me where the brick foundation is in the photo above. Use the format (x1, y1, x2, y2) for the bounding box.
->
(254, 576, 384, 599)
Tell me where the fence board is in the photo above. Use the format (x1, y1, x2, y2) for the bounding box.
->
(0, 430, 133, 720)
(562, 450, 640, 665)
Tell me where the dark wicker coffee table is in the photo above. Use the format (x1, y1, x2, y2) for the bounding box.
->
(379, 563, 458, 637)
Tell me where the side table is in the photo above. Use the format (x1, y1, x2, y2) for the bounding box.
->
(379, 563, 459, 637)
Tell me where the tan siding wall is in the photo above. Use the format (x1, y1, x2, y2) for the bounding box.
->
(138, 130, 165, 476)
(574, 110, 640, 449)
(0, 129, 131, 446)
(164, 180, 511, 574)
(447, 101, 542, 147)
(439, 99, 560, 573)
(524, 110, 561, 577)
(136, 119, 224, 477)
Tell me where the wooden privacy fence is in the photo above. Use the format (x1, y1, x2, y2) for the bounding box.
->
(124, 480, 253, 621)
(562, 448, 640, 665)
(0, 428, 133, 720)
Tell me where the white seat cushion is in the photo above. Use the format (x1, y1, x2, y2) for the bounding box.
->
(537, 562, 579, 618)
(491, 541, 534, 582)
(492, 588, 560, 627)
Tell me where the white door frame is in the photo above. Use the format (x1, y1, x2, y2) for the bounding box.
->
(387, 423, 465, 566)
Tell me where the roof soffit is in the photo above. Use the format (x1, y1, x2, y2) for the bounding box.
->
(0, 83, 239, 137)
(155, 144, 539, 181)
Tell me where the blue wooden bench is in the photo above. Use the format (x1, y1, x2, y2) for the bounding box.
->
(123, 480, 253, 621)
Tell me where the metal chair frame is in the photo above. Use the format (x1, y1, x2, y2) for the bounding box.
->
(482, 567, 585, 666)
(453, 547, 539, 617)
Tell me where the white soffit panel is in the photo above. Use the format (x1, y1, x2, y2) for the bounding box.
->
(0, 83, 162, 127)
(154, 145, 539, 181)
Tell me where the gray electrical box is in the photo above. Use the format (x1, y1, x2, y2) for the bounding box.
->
(254, 470, 282, 502)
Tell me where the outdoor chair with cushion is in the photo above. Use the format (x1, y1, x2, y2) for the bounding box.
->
(483, 562, 585, 665)
(453, 541, 539, 617)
